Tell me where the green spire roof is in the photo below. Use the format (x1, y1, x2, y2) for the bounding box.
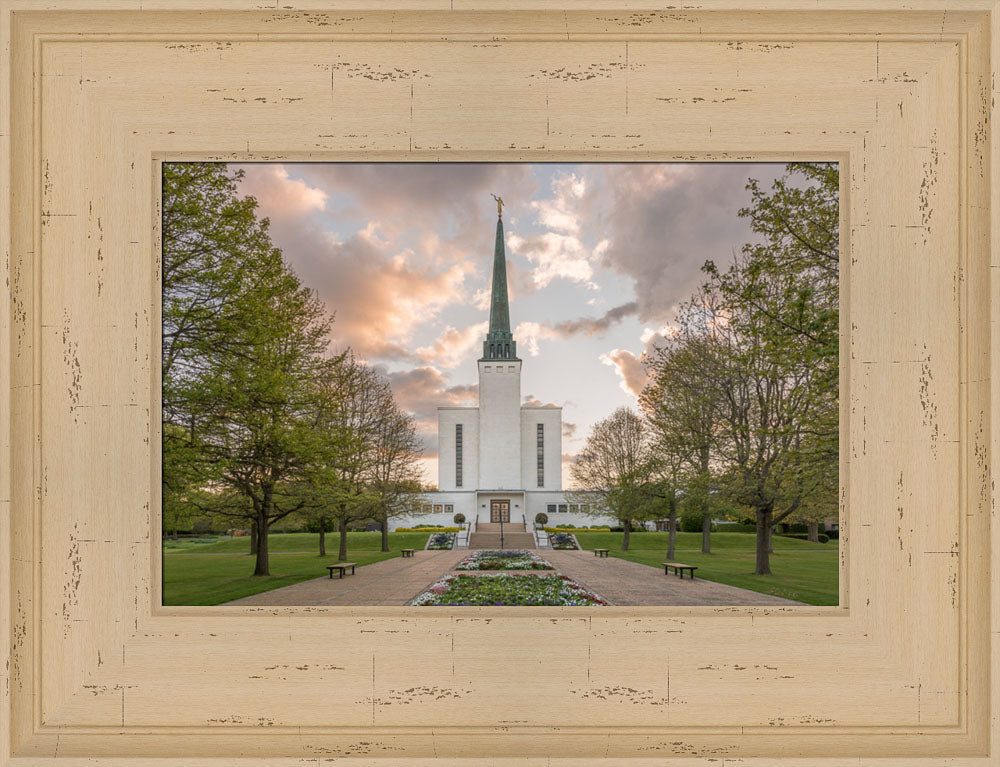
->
(488, 217, 511, 334)
(482, 211, 518, 361)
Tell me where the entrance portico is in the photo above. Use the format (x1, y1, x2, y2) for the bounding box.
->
(475, 491, 526, 527)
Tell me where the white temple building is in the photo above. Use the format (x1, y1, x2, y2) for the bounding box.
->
(390, 202, 613, 535)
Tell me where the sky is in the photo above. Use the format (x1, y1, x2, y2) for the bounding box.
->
(233, 162, 788, 486)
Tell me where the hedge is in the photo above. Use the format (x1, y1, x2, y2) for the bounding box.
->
(778, 532, 830, 543)
(395, 526, 461, 532)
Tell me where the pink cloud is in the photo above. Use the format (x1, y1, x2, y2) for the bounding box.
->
(235, 164, 327, 220)
(415, 321, 489, 369)
(599, 349, 649, 398)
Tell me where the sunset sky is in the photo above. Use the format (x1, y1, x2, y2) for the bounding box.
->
(233, 162, 788, 486)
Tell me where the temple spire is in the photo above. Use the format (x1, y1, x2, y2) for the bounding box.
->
(482, 199, 517, 361)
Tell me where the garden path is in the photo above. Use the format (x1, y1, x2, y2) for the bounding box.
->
(541, 550, 804, 606)
(223, 547, 804, 607)
(224, 549, 467, 606)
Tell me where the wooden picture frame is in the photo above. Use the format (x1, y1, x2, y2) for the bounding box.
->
(1, 1, 997, 763)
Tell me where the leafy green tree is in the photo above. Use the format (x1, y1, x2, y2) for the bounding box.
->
(367, 398, 424, 552)
(307, 359, 389, 562)
(642, 322, 726, 554)
(569, 407, 659, 551)
(162, 162, 343, 576)
(699, 163, 839, 574)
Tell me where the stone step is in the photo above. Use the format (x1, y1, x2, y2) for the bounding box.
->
(475, 522, 526, 533)
(468, 532, 536, 550)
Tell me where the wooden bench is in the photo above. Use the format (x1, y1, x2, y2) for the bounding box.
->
(326, 563, 356, 579)
(662, 562, 697, 579)
(594, 548, 610, 558)
(401, 549, 415, 558)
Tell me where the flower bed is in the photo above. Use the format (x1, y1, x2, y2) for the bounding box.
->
(549, 532, 579, 550)
(454, 549, 554, 570)
(426, 532, 456, 550)
(411, 573, 609, 606)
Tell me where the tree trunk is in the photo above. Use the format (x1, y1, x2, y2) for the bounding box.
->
(807, 521, 819, 542)
(318, 519, 326, 557)
(250, 521, 259, 555)
(666, 497, 677, 561)
(338, 515, 349, 561)
(380, 518, 389, 552)
(755, 506, 772, 575)
(253, 487, 275, 576)
(701, 511, 712, 554)
(621, 523, 631, 552)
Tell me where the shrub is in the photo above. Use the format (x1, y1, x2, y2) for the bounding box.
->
(787, 522, 808, 534)
(680, 512, 704, 533)
(609, 526, 624, 532)
(453, 513, 466, 525)
(717, 523, 757, 534)
(826, 529, 839, 540)
(535, 512, 548, 525)
(780, 533, 829, 543)
(191, 518, 213, 535)
(395, 526, 460, 533)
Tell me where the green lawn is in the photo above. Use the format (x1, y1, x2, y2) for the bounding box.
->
(162, 531, 431, 606)
(573, 532, 839, 606)
(163, 530, 839, 607)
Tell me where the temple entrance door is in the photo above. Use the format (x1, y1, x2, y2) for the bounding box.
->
(490, 500, 510, 523)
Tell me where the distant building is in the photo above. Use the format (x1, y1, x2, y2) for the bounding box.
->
(390, 205, 614, 531)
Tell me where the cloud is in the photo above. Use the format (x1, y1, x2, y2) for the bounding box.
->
(509, 302, 639, 358)
(502, 170, 607, 291)
(523, 395, 559, 408)
(507, 230, 599, 291)
(415, 321, 488, 369)
(528, 172, 588, 235)
(600, 349, 649, 397)
(596, 163, 787, 323)
(562, 422, 578, 438)
(552, 301, 638, 336)
(234, 164, 327, 220)
(384, 366, 478, 426)
(241, 211, 474, 362)
(286, 163, 538, 249)
(514, 321, 561, 356)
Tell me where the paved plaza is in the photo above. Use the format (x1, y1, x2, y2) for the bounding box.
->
(225, 548, 803, 607)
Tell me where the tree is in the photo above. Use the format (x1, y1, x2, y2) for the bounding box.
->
(642, 320, 726, 554)
(162, 164, 278, 534)
(316, 359, 390, 562)
(569, 407, 659, 551)
(367, 393, 424, 552)
(698, 163, 839, 574)
(188, 278, 338, 576)
(162, 162, 342, 576)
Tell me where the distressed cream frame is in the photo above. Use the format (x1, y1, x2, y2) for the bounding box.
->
(2, 1, 999, 764)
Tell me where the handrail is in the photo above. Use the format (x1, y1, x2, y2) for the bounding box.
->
(499, 516, 504, 549)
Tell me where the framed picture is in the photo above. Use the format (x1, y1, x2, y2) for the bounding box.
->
(2, 2, 997, 764)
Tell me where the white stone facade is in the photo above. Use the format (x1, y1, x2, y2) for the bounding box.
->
(477, 359, 523, 490)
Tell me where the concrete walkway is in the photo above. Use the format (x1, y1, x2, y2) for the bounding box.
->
(224, 547, 802, 607)
(225, 549, 467, 606)
(541, 550, 803, 606)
